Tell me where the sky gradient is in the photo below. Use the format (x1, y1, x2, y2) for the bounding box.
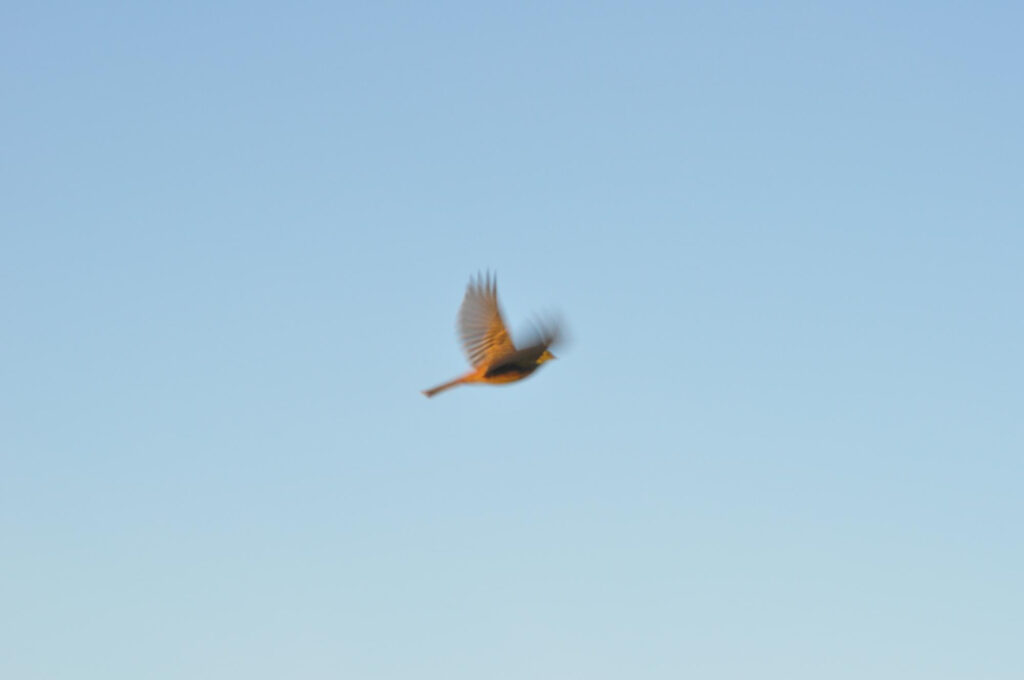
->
(3, 2, 1022, 678)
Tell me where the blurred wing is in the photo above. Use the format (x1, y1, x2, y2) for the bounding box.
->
(519, 316, 563, 353)
(458, 273, 517, 368)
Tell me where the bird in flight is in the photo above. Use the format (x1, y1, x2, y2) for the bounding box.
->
(422, 273, 562, 398)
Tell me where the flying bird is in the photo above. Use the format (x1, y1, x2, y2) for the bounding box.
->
(422, 273, 562, 398)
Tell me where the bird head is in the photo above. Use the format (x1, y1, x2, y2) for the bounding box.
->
(537, 349, 557, 364)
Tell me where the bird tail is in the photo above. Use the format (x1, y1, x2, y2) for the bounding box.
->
(422, 376, 468, 398)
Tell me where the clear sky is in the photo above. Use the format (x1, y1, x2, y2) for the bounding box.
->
(3, 2, 1022, 678)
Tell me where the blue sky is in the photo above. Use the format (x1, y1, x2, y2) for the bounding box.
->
(3, 2, 1022, 678)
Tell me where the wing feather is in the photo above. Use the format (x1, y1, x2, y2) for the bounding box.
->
(457, 272, 517, 368)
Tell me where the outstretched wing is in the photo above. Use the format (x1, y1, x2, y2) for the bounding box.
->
(520, 316, 563, 352)
(458, 272, 517, 368)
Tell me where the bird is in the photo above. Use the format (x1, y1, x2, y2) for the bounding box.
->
(422, 272, 561, 398)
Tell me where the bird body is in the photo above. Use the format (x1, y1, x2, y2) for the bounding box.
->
(423, 273, 560, 398)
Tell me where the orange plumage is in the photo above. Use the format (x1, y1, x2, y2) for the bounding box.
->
(423, 273, 561, 398)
